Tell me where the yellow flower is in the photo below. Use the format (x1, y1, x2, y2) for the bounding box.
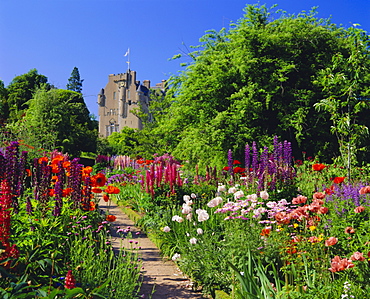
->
(293, 223, 299, 228)
(309, 226, 316, 231)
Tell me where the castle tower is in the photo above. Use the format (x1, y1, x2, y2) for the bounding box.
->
(98, 70, 157, 138)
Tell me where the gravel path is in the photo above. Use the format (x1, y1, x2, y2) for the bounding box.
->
(98, 199, 206, 299)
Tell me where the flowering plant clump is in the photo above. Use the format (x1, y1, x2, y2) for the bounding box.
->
(0, 141, 143, 298)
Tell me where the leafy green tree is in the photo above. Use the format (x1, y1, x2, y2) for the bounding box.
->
(66, 67, 83, 93)
(6, 69, 49, 121)
(152, 4, 370, 169)
(15, 88, 97, 157)
(314, 27, 370, 175)
(0, 80, 8, 123)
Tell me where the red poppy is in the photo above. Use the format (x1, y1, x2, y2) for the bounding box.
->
(233, 160, 241, 165)
(233, 167, 245, 174)
(103, 194, 110, 202)
(25, 169, 31, 177)
(137, 159, 145, 164)
(38, 157, 48, 164)
(325, 186, 335, 195)
(333, 177, 345, 184)
(222, 166, 230, 171)
(91, 173, 107, 187)
(312, 163, 326, 171)
(51, 155, 64, 165)
(105, 185, 120, 194)
(91, 188, 103, 193)
(106, 214, 116, 222)
(62, 188, 73, 197)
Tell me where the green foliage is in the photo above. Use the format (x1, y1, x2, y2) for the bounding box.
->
(13, 88, 97, 157)
(66, 67, 84, 93)
(6, 69, 49, 121)
(151, 4, 370, 168)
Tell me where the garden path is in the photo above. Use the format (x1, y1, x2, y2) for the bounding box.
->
(98, 198, 206, 299)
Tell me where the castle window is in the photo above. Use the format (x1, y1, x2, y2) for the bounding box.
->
(113, 91, 116, 100)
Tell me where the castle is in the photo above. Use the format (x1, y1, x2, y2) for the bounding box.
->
(97, 70, 165, 137)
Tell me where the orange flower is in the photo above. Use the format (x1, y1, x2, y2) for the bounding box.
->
(333, 177, 345, 184)
(103, 194, 110, 202)
(49, 189, 55, 196)
(89, 201, 96, 211)
(91, 188, 103, 193)
(105, 185, 120, 194)
(63, 161, 71, 169)
(38, 156, 48, 164)
(51, 163, 60, 174)
(106, 214, 116, 222)
(25, 169, 31, 177)
(82, 166, 93, 177)
(260, 228, 270, 236)
(312, 163, 326, 171)
(325, 237, 338, 247)
(344, 226, 355, 234)
(51, 155, 65, 165)
(91, 173, 107, 187)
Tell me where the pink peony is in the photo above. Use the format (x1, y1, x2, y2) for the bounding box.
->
(328, 256, 355, 273)
(354, 206, 365, 213)
(359, 186, 370, 194)
(350, 251, 366, 261)
(325, 237, 338, 247)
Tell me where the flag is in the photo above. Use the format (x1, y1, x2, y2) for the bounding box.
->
(124, 48, 130, 57)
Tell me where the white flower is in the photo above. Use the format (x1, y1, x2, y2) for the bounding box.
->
(197, 228, 203, 235)
(172, 215, 184, 223)
(228, 187, 237, 194)
(260, 191, 269, 200)
(234, 190, 245, 200)
(162, 226, 171, 232)
(191, 193, 197, 199)
(247, 194, 258, 202)
(189, 237, 197, 244)
(186, 213, 192, 220)
(181, 203, 192, 214)
(196, 209, 209, 222)
(266, 201, 277, 208)
(172, 253, 181, 261)
(207, 196, 223, 208)
(183, 195, 191, 204)
(217, 185, 226, 193)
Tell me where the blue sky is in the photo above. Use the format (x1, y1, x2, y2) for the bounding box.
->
(1, 0, 369, 117)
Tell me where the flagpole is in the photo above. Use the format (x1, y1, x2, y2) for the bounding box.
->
(125, 48, 130, 72)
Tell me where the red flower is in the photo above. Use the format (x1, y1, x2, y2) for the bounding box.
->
(91, 188, 102, 193)
(333, 177, 345, 184)
(233, 160, 241, 165)
(260, 228, 270, 236)
(105, 185, 120, 194)
(359, 186, 370, 194)
(65, 270, 76, 289)
(312, 163, 326, 171)
(106, 214, 117, 222)
(222, 166, 230, 171)
(103, 194, 110, 202)
(38, 156, 48, 164)
(233, 167, 245, 174)
(91, 173, 107, 187)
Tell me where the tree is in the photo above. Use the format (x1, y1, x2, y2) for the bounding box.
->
(6, 69, 49, 121)
(66, 67, 83, 93)
(0, 80, 8, 123)
(15, 88, 97, 157)
(152, 5, 370, 169)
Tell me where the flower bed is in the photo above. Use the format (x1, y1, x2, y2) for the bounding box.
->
(0, 142, 143, 298)
(106, 139, 370, 298)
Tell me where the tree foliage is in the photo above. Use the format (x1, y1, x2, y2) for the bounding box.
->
(15, 88, 97, 157)
(66, 67, 84, 93)
(150, 4, 370, 169)
(6, 69, 49, 121)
